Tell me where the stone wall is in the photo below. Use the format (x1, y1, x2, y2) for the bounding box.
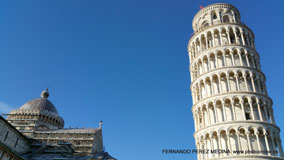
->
(0, 116, 30, 160)
(0, 116, 30, 154)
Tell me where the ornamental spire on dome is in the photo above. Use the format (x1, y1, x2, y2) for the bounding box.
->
(41, 88, 49, 98)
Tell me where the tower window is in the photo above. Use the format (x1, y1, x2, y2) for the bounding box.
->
(201, 21, 209, 29)
(223, 15, 230, 23)
(245, 112, 251, 120)
(203, 23, 209, 28)
(14, 138, 19, 148)
(4, 131, 9, 141)
(213, 12, 217, 19)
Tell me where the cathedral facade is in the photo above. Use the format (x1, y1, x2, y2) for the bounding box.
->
(0, 89, 116, 160)
(187, 3, 284, 160)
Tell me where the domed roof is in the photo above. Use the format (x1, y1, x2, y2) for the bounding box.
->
(16, 89, 59, 115)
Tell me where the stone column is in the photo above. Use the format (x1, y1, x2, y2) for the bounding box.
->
(263, 83, 268, 95)
(197, 41, 200, 55)
(197, 113, 200, 129)
(210, 78, 214, 95)
(192, 47, 195, 58)
(201, 142, 205, 160)
(252, 39, 255, 48)
(205, 81, 209, 97)
(195, 42, 198, 55)
(250, 54, 256, 68)
(276, 138, 284, 157)
(227, 75, 231, 92)
(219, 75, 223, 92)
(207, 59, 211, 71)
(231, 52, 235, 66)
(205, 138, 209, 159)
(256, 58, 261, 70)
(270, 108, 276, 124)
(216, 76, 220, 93)
(210, 137, 214, 158)
(196, 142, 201, 160)
(249, 100, 255, 120)
(201, 61, 205, 74)
(256, 78, 261, 93)
(247, 132, 252, 151)
(205, 35, 208, 49)
(223, 52, 227, 67)
(214, 104, 218, 123)
(215, 137, 220, 157)
(199, 84, 203, 99)
(227, 31, 231, 44)
(219, 135, 223, 156)
(232, 101, 236, 120)
(263, 104, 269, 122)
(245, 52, 251, 67)
(212, 32, 216, 47)
(202, 111, 205, 128)
(256, 131, 262, 152)
(240, 31, 245, 45)
(244, 74, 249, 91)
(250, 74, 256, 92)
(245, 33, 250, 47)
(233, 30, 238, 44)
(232, 13, 236, 22)
(238, 51, 243, 66)
(219, 31, 223, 45)
(201, 37, 204, 52)
(240, 100, 246, 120)
(237, 132, 242, 151)
(257, 100, 263, 121)
(227, 133, 232, 154)
(271, 136, 276, 155)
(207, 107, 211, 125)
(216, 53, 220, 68)
(235, 74, 240, 91)
(222, 102, 227, 122)
(194, 115, 197, 130)
(264, 133, 271, 155)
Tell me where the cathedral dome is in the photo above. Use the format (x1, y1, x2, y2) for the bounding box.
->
(17, 89, 59, 115)
(8, 88, 65, 131)
(18, 97, 58, 115)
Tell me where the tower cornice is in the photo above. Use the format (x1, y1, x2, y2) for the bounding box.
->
(187, 22, 255, 50)
(192, 3, 241, 32)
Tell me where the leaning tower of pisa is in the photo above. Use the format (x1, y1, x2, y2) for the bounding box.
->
(187, 3, 284, 160)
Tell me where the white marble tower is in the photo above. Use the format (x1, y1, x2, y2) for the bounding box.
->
(187, 3, 284, 160)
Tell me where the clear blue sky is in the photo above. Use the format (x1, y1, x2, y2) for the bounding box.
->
(0, 0, 283, 159)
